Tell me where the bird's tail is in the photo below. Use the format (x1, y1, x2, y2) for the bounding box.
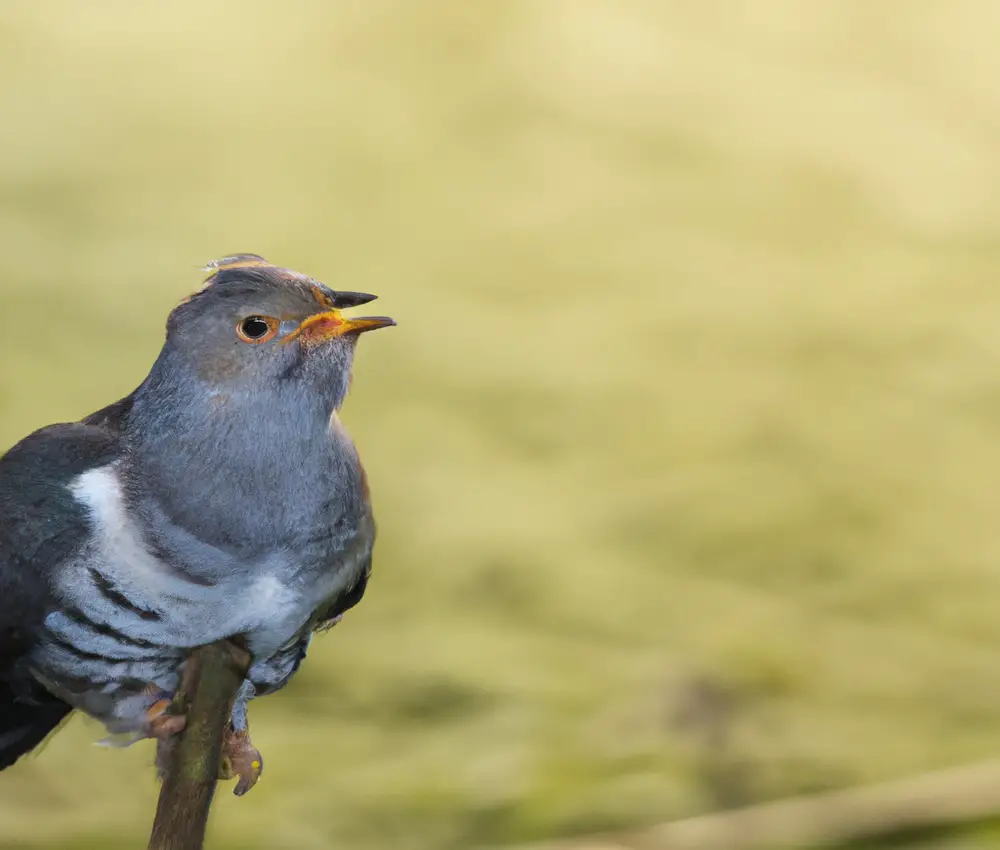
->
(0, 577, 73, 769)
(0, 677, 71, 770)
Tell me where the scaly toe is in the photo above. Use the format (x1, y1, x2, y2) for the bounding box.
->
(220, 727, 263, 796)
(146, 698, 187, 741)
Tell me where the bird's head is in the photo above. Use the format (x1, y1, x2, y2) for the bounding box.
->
(122, 255, 392, 549)
(163, 254, 395, 411)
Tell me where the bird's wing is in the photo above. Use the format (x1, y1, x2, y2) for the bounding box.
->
(0, 422, 122, 669)
(312, 552, 371, 633)
(0, 420, 123, 768)
(82, 391, 136, 431)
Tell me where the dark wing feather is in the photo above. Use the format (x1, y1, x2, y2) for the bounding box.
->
(0, 420, 122, 769)
(312, 554, 371, 632)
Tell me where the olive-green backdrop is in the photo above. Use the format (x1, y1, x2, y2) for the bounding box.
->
(2, 2, 1000, 848)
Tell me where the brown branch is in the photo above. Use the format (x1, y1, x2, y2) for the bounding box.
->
(147, 641, 251, 850)
(512, 759, 1000, 850)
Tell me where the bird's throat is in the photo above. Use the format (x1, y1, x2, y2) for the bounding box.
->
(126, 371, 361, 554)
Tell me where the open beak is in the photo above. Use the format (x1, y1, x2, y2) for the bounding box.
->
(284, 309, 396, 345)
(334, 314, 397, 335)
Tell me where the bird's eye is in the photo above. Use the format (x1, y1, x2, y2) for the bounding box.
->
(237, 316, 279, 344)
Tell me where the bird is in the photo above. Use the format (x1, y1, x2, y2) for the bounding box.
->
(0, 254, 394, 794)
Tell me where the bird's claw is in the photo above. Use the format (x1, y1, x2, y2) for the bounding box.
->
(146, 689, 187, 777)
(146, 697, 187, 740)
(220, 727, 263, 796)
(145, 669, 261, 794)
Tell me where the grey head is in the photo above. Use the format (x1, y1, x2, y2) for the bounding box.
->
(158, 253, 394, 409)
(123, 255, 395, 553)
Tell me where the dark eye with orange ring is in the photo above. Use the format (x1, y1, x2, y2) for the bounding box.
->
(237, 316, 279, 344)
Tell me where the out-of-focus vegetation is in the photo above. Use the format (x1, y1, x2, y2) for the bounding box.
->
(2, 1, 1000, 848)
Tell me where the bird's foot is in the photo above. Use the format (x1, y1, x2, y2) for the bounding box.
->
(146, 695, 187, 740)
(219, 726, 263, 796)
(144, 683, 188, 777)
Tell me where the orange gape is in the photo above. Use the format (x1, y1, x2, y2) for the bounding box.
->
(282, 310, 396, 346)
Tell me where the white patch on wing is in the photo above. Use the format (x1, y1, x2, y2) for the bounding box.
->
(70, 465, 171, 594)
(64, 463, 232, 646)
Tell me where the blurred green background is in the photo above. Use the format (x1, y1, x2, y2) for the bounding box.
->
(2, 1, 1000, 848)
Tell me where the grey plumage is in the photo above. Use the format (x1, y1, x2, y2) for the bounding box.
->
(0, 256, 392, 767)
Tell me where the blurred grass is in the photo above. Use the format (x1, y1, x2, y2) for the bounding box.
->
(2, 1, 1000, 848)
